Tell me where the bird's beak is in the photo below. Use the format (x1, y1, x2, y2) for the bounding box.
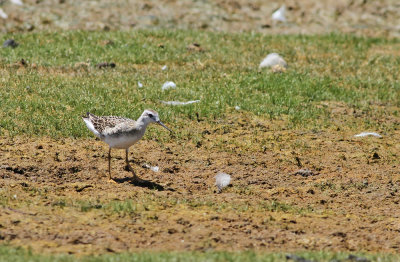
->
(157, 120, 173, 133)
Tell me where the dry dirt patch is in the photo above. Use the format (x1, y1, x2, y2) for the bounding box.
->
(0, 115, 400, 254)
(1, 0, 400, 37)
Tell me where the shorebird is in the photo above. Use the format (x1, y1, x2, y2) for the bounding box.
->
(82, 109, 172, 181)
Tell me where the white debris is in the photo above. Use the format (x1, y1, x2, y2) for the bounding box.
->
(138, 81, 143, 88)
(235, 106, 241, 110)
(161, 100, 200, 106)
(259, 53, 287, 69)
(143, 164, 160, 172)
(0, 8, 8, 19)
(354, 132, 382, 138)
(161, 65, 167, 71)
(272, 5, 286, 22)
(215, 172, 231, 193)
(161, 81, 176, 91)
(13, 194, 17, 199)
(150, 166, 159, 172)
(11, 0, 23, 5)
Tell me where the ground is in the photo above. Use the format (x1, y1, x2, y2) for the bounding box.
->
(0, 6, 399, 259)
(1, 0, 400, 38)
(1, 111, 399, 255)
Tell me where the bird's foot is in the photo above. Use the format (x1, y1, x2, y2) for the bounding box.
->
(107, 178, 117, 184)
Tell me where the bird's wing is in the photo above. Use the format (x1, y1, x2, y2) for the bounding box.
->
(98, 116, 136, 136)
(83, 113, 136, 136)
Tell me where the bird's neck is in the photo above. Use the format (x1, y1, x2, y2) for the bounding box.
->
(136, 116, 150, 130)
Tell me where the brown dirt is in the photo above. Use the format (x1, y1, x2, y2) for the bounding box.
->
(1, 0, 400, 38)
(1, 112, 400, 255)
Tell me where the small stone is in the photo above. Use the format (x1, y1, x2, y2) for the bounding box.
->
(292, 168, 318, 177)
(96, 62, 116, 69)
(372, 152, 380, 159)
(3, 39, 18, 48)
(168, 228, 177, 234)
(187, 43, 204, 52)
(347, 254, 370, 262)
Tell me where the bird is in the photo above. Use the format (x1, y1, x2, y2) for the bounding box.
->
(82, 109, 172, 182)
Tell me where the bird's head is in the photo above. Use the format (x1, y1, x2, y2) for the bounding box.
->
(141, 109, 172, 132)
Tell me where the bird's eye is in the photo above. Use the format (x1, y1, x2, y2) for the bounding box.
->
(148, 114, 154, 118)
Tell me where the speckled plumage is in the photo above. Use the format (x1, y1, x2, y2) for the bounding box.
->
(84, 113, 137, 136)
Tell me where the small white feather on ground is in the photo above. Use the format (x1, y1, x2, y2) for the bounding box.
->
(137, 81, 143, 88)
(150, 166, 159, 172)
(161, 81, 176, 90)
(272, 5, 286, 22)
(215, 172, 231, 193)
(259, 53, 287, 69)
(143, 164, 160, 172)
(161, 100, 200, 106)
(0, 8, 8, 19)
(354, 132, 382, 138)
(11, 0, 24, 5)
(161, 65, 167, 71)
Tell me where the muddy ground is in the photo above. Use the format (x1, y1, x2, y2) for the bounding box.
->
(1, 0, 400, 38)
(0, 112, 399, 254)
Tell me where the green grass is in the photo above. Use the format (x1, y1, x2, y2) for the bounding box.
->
(0, 245, 398, 262)
(0, 31, 399, 138)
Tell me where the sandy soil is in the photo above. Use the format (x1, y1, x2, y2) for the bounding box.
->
(1, 0, 400, 37)
(1, 112, 399, 254)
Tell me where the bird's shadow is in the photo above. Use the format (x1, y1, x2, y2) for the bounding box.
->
(112, 176, 172, 191)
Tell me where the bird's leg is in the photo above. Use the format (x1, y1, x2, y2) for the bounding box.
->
(108, 147, 115, 183)
(108, 147, 111, 178)
(125, 148, 144, 182)
(124, 148, 130, 171)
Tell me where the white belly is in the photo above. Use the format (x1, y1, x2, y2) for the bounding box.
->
(103, 133, 144, 149)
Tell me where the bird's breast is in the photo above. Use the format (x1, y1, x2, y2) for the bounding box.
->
(103, 132, 145, 149)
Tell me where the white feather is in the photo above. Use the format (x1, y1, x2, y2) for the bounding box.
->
(354, 132, 382, 138)
(143, 164, 160, 172)
(0, 8, 8, 19)
(272, 5, 286, 22)
(259, 53, 287, 69)
(215, 172, 231, 192)
(10, 0, 23, 5)
(161, 100, 200, 106)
